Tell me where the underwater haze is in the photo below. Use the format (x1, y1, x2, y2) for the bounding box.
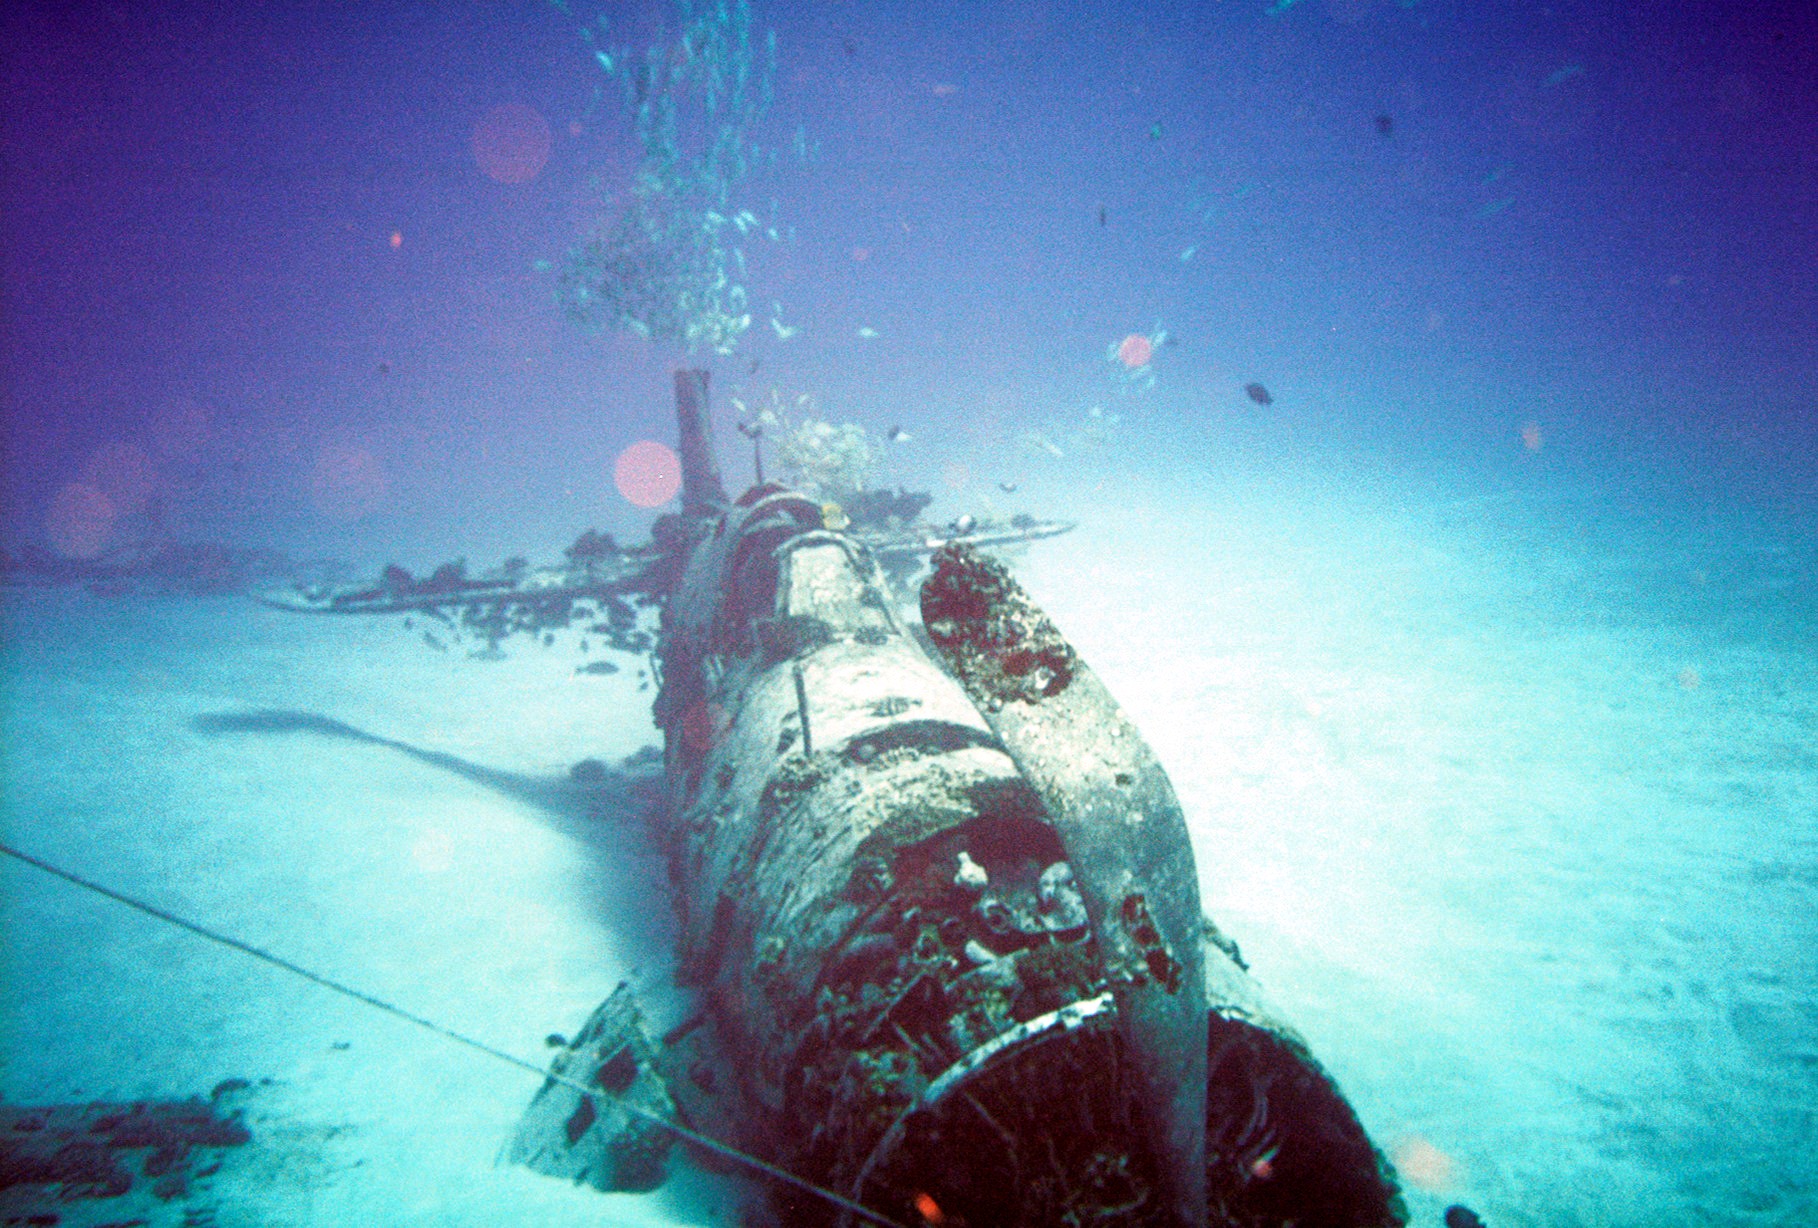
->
(3, 1, 1815, 1226)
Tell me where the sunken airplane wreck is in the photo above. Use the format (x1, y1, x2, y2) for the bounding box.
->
(267, 372, 1405, 1228)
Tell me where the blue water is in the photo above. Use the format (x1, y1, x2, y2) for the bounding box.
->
(3, 2, 1814, 1225)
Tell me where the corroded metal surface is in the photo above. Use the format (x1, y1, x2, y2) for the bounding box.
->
(921, 542, 1209, 1228)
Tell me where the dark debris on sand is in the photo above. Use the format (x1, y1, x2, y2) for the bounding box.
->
(0, 1089, 252, 1221)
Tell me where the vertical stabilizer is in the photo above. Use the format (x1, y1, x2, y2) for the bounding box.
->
(674, 368, 727, 518)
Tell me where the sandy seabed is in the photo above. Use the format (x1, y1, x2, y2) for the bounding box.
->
(3, 467, 1814, 1227)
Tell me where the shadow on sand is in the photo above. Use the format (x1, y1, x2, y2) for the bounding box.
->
(190, 707, 678, 985)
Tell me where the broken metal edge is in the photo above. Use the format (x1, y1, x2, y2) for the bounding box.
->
(836, 990, 1117, 1226)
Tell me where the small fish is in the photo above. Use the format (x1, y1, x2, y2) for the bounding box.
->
(1244, 382, 1273, 406)
(997, 481, 1019, 493)
(1179, 245, 1197, 262)
(1443, 1207, 1486, 1228)
(950, 514, 976, 536)
(1148, 121, 1163, 141)
(1543, 63, 1584, 88)
(887, 425, 912, 443)
(1097, 204, 1108, 227)
(1024, 433, 1065, 458)
(841, 35, 857, 57)
(1374, 113, 1394, 137)
(856, 326, 879, 340)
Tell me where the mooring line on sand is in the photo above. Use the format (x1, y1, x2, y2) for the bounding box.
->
(0, 840, 909, 1228)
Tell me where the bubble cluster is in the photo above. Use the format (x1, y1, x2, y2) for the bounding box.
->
(557, 1, 777, 354)
(776, 419, 879, 502)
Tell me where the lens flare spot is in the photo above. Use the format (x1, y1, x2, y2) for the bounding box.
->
(390, 230, 404, 249)
(46, 482, 115, 559)
(1391, 1136, 1457, 1192)
(1521, 421, 1543, 452)
(308, 445, 388, 522)
(81, 440, 157, 518)
(615, 440, 682, 508)
(1117, 333, 1154, 369)
(472, 102, 553, 184)
(912, 1190, 944, 1224)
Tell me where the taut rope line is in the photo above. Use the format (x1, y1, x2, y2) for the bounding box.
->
(0, 840, 907, 1228)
